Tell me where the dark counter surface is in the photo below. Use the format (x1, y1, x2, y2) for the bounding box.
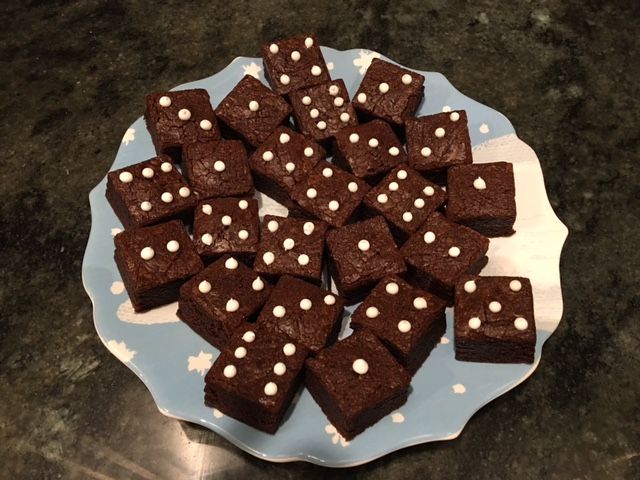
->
(1, 1, 638, 478)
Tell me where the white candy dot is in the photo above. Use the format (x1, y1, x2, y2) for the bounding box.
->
(389, 146, 400, 156)
(304, 37, 314, 48)
(514, 317, 529, 331)
(468, 317, 481, 329)
(242, 330, 256, 343)
(489, 301, 502, 313)
(414, 198, 425, 209)
(316, 121, 327, 130)
(306, 188, 317, 199)
(303, 222, 315, 235)
(161, 192, 173, 203)
(297, 254, 310, 266)
(200, 119, 213, 131)
(249, 100, 259, 112)
(464, 280, 477, 293)
(269, 43, 279, 54)
(179, 187, 191, 198)
(214, 160, 226, 172)
(161, 162, 173, 173)
(329, 85, 339, 95)
(302, 95, 311, 105)
(435, 127, 445, 138)
(401, 74, 412, 85)
(273, 305, 286, 318)
(310, 108, 320, 119)
(322, 167, 333, 178)
(273, 362, 287, 376)
(140, 201, 152, 212)
(142, 167, 154, 179)
(159, 95, 171, 107)
(226, 299, 240, 312)
(328, 200, 340, 211)
(348, 181, 359, 193)
(201, 233, 213, 245)
(424, 231, 436, 244)
(368, 138, 379, 148)
(357, 92, 367, 103)
(311, 65, 322, 76)
(366, 306, 379, 318)
(263, 251, 275, 265)
(448, 246, 461, 257)
(178, 109, 191, 121)
(299, 298, 312, 310)
(334, 97, 345, 107)
(378, 82, 389, 93)
(413, 297, 428, 310)
(402, 212, 413, 223)
(377, 194, 388, 204)
(352, 358, 369, 375)
(389, 182, 399, 191)
(140, 247, 154, 260)
(304, 147, 314, 157)
(280, 74, 290, 85)
(398, 320, 412, 333)
(119, 171, 133, 183)
(279, 132, 290, 144)
(262, 150, 274, 162)
(223, 365, 237, 378)
(202, 204, 212, 215)
(252, 277, 265, 291)
(358, 239, 370, 252)
(473, 177, 487, 190)
(290, 50, 301, 61)
(198, 280, 211, 293)
(340, 112, 350, 122)
(285, 162, 296, 173)
(234, 346, 247, 358)
(221, 215, 232, 226)
(386, 282, 399, 295)
(324, 294, 336, 305)
(267, 220, 279, 232)
(349, 133, 360, 143)
(283, 238, 295, 250)
(166, 240, 180, 252)
(224, 257, 238, 269)
(397, 169, 408, 180)
(510, 280, 522, 292)
(421, 147, 432, 157)
(423, 186, 435, 197)
(238, 200, 249, 210)
(450, 111, 460, 122)
(283, 343, 296, 356)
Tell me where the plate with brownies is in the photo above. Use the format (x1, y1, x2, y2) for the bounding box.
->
(82, 35, 568, 467)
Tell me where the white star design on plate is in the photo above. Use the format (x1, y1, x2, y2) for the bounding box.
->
(121, 128, 135, 145)
(391, 412, 405, 423)
(324, 424, 350, 447)
(106, 339, 136, 363)
(188, 351, 214, 376)
(353, 50, 381, 75)
(452, 383, 466, 394)
(242, 62, 262, 79)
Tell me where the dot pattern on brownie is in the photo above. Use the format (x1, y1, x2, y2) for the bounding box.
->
(262, 34, 331, 95)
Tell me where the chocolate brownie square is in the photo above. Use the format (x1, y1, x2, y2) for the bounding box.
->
(326, 216, 406, 304)
(193, 198, 259, 264)
(257, 275, 345, 354)
(262, 34, 331, 96)
(289, 79, 358, 144)
(352, 58, 425, 130)
(363, 164, 446, 243)
(248, 126, 325, 204)
(289, 161, 369, 228)
(446, 162, 516, 237)
(114, 220, 203, 312)
(454, 276, 536, 364)
(305, 329, 411, 440)
(177, 255, 272, 349)
(145, 89, 221, 162)
(254, 215, 328, 284)
(204, 323, 308, 433)
(406, 110, 473, 180)
(106, 155, 197, 230)
(181, 139, 254, 200)
(332, 120, 406, 184)
(350, 276, 447, 374)
(401, 212, 490, 302)
(214, 75, 292, 148)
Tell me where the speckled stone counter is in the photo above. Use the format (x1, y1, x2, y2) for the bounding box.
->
(1, 1, 639, 478)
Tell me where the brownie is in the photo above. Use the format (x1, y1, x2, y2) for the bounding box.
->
(352, 58, 425, 130)
(350, 276, 447, 374)
(253, 215, 329, 284)
(326, 216, 406, 304)
(332, 120, 406, 184)
(363, 164, 446, 243)
(454, 276, 536, 364)
(181, 139, 254, 200)
(177, 255, 272, 349)
(204, 323, 309, 433)
(446, 162, 516, 237)
(114, 220, 204, 312)
(248, 126, 325, 205)
(289, 161, 370, 228)
(192, 198, 260, 264)
(406, 110, 473, 180)
(305, 329, 411, 440)
(106, 155, 198, 230)
(145, 88, 221, 162)
(214, 75, 292, 148)
(262, 34, 331, 96)
(289, 79, 359, 144)
(400, 212, 490, 302)
(257, 275, 345, 354)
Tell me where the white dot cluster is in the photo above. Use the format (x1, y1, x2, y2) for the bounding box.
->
(156, 94, 214, 132)
(296, 83, 352, 132)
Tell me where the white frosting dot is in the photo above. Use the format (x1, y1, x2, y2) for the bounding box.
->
(316, 121, 327, 130)
(389, 182, 399, 191)
(322, 167, 333, 178)
(423, 186, 435, 197)
(159, 95, 171, 107)
(303, 222, 315, 235)
(201, 233, 213, 245)
(226, 299, 240, 312)
(329, 85, 339, 95)
(280, 74, 290, 85)
(358, 239, 370, 252)
(302, 95, 311, 105)
(398, 320, 412, 333)
(234, 346, 247, 359)
(221, 215, 232, 226)
(178, 109, 191, 121)
(166, 240, 180, 253)
(242, 330, 255, 343)
(348, 181, 358, 193)
(448, 246, 461, 258)
(161, 192, 174, 203)
(401, 74, 412, 85)
(468, 317, 481, 330)
(198, 280, 211, 294)
(267, 220, 279, 232)
(377, 193, 388, 204)
(352, 358, 369, 375)
(421, 147, 432, 157)
(413, 297, 428, 310)
(357, 92, 367, 103)
(140, 201, 152, 212)
(328, 200, 340, 211)
(213, 160, 226, 172)
(224, 257, 238, 270)
(402, 212, 413, 223)
(252, 277, 265, 291)
(368, 138, 379, 148)
(473, 177, 487, 190)
(263, 251, 275, 265)
(510, 280, 523, 292)
(200, 119, 212, 131)
(386, 282, 399, 295)
(464, 280, 477, 293)
(304, 147, 314, 157)
(249, 100, 260, 112)
(262, 150, 274, 162)
(424, 231, 436, 244)
(340, 112, 350, 123)
(297, 254, 310, 266)
(366, 306, 379, 318)
(311, 65, 322, 76)
(378, 82, 390, 93)
(310, 108, 320, 119)
(435, 127, 445, 138)
(269, 43, 279, 54)
(324, 294, 336, 305)
(450, 111, 460, 122)
(238, 200, 249, 210)
(514, 317, 529, 331)
(282, 238, 295, 250)
(299, 298, 312, 311)
(304, 37, 314, 48)
(140, 247, 154, 260)
(349, 133, 360, 143)
(306, 188, 317, 199)
(285, 162, 296, 173)
(161, 162, 173, 173)
(273, 362, 287, 376)
(290, 50, 301, 62)
(142, 167, 154, 179)
(279, 132, 290, 144)
(273, 305, 286, 318)
(283, 343, 296, 356)
(489, 301, 502, 313)
(119, 171, 133, 183)
(334, 97, 345, 107)
(397, 169, 408, 180)
(179, 187, 191, 198)
(202, 204, 212, 215)
(414, 198, 425, 209)
(389, 146, 400, 156)
(223, 365, 237, 378)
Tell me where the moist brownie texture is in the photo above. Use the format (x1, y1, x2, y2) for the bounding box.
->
(254, 215, 329, 284)
(332, 119, 406, 184)
(114, 220, 203, 312)
(192, 198, 260, 263)
(352, 58, 425, 128)
(454, 276, 536, 364)
(145, 88, 221, 162)
(177, 255, 272, 349)
(326, 216, 406, 304)
(350, 276, 447, 374)
(363, 164, 446, 243)
(401, 212, 490, 302)
(181, 139, 254, 199)
(215, 75, 292, 148)
(262, 34, 331, 96)
(248, 126, 325, 204)
(106, 155, 197, 230)
(205, 323, 309, 434)
(305, 329, 411, 440)
(257, 275, 345, 353)
(446, 161, 516, 237)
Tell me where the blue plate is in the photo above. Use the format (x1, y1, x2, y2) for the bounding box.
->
(82, 47, 568, 467)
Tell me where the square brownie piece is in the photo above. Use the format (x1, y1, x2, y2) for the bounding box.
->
(254, 215, 328, 284)
(145, 88, 221, 162)
(289, 79, 358, 144)
(214, 75, 292, 148)
(350, 276, 447, 374)
(114, 220, 203, 312)
(454, 276, 536, 364)
(106, 155, 197, 229)
(326, 216, 406, 304)
(406, 110, 473, 180)
(257, 275, 345, 354)
(352, 58, 425, 129)
(363, 164, 446, 243)
(181, 139, 254, 200)
(204, 323, 309, 433)
(305, 329, 411, 440)
(446, 162, 516, 237)
(177, 255, 272, 349)
(332, 120, 406, 184)
(262, 34, 331, 96)
(289, 161, 370, 228)
(248, 126, 325, 204)
(401, 212, 490, 302)
(193, 198, 260, 264)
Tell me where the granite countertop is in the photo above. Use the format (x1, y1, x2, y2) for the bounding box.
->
(1, 1, 638, 478)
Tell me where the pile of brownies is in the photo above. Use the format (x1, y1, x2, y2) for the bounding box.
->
(106, 35, 536, 440)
